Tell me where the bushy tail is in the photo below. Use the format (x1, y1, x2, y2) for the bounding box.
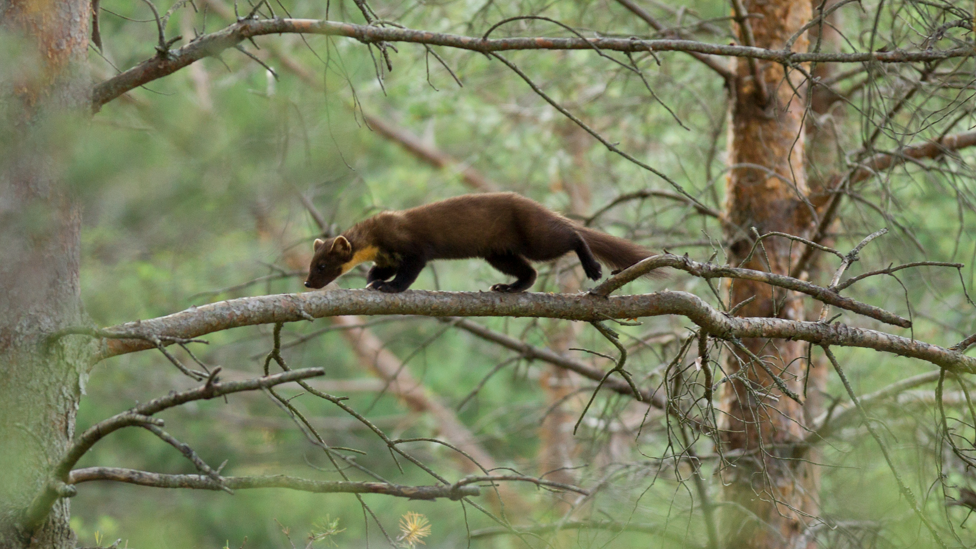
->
(578, 227, 662, 276)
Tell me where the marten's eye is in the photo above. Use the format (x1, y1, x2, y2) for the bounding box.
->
(316, 264, 326, 272)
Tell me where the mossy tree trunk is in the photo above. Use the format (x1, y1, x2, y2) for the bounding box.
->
(0, 1, 93, 547)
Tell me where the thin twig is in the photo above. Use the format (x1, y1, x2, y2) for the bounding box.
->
(731, 338, 802, 404)
(573, 321, 641, 435)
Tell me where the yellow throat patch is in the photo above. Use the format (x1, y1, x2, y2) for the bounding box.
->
(340, 245, 379, 274)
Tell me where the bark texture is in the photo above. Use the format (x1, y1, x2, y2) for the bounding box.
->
(721, 0, 818, 545)
(0, 0, 92, 546)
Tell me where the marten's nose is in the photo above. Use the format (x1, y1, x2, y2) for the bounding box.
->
(304, 281, 311, 288)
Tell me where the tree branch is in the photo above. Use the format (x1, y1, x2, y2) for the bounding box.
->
(795, 130, 976, 276)
(810, 370, 942, 440)
(23, 369, 324, 531)
(591, 253, 912, 328)
(614, 0, 734, 81)
(445, 317, 668, 408)
(91, 17, 973, 110)
(83, 289, 976, 376)
(470, 519, 672, 539)
(67, 468, 479, 500)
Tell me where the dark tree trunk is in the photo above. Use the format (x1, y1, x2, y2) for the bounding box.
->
(0, 1, 93, 547)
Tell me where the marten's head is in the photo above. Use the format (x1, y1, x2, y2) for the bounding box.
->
(304, 236, 377, 289)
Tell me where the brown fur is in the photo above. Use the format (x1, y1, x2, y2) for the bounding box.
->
(304, 193, 658, 293)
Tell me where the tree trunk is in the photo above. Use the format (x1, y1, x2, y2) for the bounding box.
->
(0, 1, 92, 547)
(720, 0, 818, 546)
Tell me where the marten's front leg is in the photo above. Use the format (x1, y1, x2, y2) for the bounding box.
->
(367, 256, 426, 293)
(485, 253, 537, 292)
(366, 265, 397, 284)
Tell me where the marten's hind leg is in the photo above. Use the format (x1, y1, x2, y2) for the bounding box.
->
(573, 236, 603, 281)
(485, 253, 537, 292)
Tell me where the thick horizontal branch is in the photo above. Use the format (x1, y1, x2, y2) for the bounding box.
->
(92, 17, 973, 110)
(68, 468, 479, 500)
(90, 289, 976, 376)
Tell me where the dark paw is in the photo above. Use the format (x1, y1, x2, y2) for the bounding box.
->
(490, 283, 523, 293)
(366, 281, 402, 293)
(583, 263, 603, 281)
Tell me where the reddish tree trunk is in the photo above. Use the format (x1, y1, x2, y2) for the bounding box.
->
(720, 0, 819, 546)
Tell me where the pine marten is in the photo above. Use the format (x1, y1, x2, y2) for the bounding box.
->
(304, 193, 657, 293)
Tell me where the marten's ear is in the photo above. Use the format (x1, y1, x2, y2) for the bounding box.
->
(331, 236, 352, 255)
(313, 238, 326, 252)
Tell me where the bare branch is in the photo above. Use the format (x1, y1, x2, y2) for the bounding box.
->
(455, 474, 589, 495)
(445, 317, 669, 408)
(835, 261, 965, 292)
(67, 468, 480, 500)
(91, 18, 974, 110)
(573, 321, 640, 434)
(614, 0, 734, 81)
(57, 369, 323, 480)
(818, 228, 888, 321)
(591, 253, 912, 328)
(23, 368, 325, 530)
(85, 288, 976, 377)
(810, 370, 943, 439)
(795, 130, 976, 276)
(141, 424, 230, 491)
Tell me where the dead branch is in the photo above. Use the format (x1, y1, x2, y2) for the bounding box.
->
(23, 369, 323, 531)
(91, 17, 974, 110)
(795, 130, 976, 276)
(67, 467, 480, 500)
(614, 0, 734, 81)
(445, 317, 674, 416)
(83, 289, 976, 377)
(592, 253, 912, 327)
(810, 370, 942, 440)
